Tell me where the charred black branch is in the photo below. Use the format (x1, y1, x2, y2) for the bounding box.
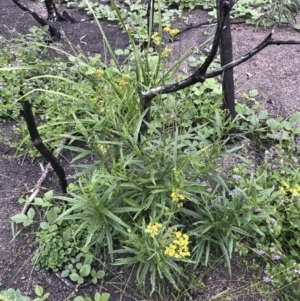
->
(141, 0, 230, 132)
(195, 0, 230, 77)
(142, 29, 300, 97)
(21, 101, 67, 194)
(45, 0, 77, 23)
(11, 0, 61, 41)
(206, 35, 300, 78)
(219, 0, 236, 121)
(45, 0, 64, 22)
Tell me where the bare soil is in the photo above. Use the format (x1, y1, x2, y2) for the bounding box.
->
(0, 1, 300, 300)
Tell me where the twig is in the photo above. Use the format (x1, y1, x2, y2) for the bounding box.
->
(21, 137, 68, 215)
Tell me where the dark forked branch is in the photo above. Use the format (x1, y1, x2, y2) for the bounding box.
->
(11, 0, 61, 41)
(206, 32, 300, 78)
(141, 0, 231, 132)
(11, 0, 76, 41)
(45, 0, 64, 22)
(141, 27, 300, 130)
(21, 101, 67, 194)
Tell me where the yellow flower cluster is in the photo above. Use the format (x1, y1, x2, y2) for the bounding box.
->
(145, 223, 191, 259)
(164, 231, 190, 258)
(121, 73, 130, 80)
(171, 188, 185, 202)
(151, 32, 162, 46)
(145, 222, 162, 238)
(279, 182, 300, 197)
(164, 47, 173, 55)
(94, 68, 103, 79)
(162, 47, 173, 59)
(114, 73, 131, 88)
(164, 26, 180, 37)
(97, 144, 108, 154)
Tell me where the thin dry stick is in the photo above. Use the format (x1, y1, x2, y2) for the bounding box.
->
(21, 137, 68, 215)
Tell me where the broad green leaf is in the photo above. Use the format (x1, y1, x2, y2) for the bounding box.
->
(80, 264, 91, 277)
(69, 273, 79, 282)
(46, 207, 58, 224)
(40, 222, 49, 230)
(84, 254, 93, 265)
(100, 293, 110, 301)
(11, 214, 28, 223)
(115, 49, 124, 55)
(96, 270, 105, 279)
(44, 190, 53, 201)
(61, 270, 70, 277)
(35, 285, 43, 297)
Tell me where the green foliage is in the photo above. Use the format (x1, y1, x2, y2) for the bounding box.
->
(0, 26, 51, 120)
(0, 286, 50, 301)
(230, 0, 300, 27)
(74, 292, 110, 301)
(11, 207, 35, 227)
(226, 112, 300, 293)
(0, 285, 109, 301)
(0, 289, 30, 301)
(33, 285, 50, 301)
(11, 192, 105, 286)
(29, 198, 105, 285)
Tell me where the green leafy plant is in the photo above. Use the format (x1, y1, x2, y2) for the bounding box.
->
(33, 285, 50, 301)
(225, 112, 300, 297)
(31, 203, 105, 284)
(114, 219, 194, 294)
(4, 0, 236, 296)
(0, 289, 30, 301)
(74, 292, 110, 301)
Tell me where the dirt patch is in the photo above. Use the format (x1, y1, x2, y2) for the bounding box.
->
(1, 1, 300, 300)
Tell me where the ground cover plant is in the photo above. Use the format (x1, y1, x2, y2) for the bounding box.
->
(1, 0, 300, 300)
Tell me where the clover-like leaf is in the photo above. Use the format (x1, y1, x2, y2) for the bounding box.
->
(79, 264, 91, 277)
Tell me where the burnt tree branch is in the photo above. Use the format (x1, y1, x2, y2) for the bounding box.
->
(141, 0, 230, 132)
(45, 0, 64, 22)
(219, 0, 236, 122)
(45, 0, 77, 23)
(141, 28, 300, 118)
(11, 0, 61, 41)
(21, 101, 67, 194)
